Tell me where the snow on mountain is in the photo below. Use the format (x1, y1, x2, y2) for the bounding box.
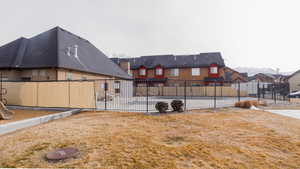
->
(234, 67, 293, 76)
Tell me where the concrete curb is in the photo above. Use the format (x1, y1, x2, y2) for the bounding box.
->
(7, 105, 71, 112)
(0, 109, 81, 135)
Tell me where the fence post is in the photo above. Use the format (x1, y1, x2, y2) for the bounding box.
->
(36, 82, 39, 107)
(238, 80, 241, 102)
(221, 85, 223, 97)
(274, 84, 277, 104)
(104, 80, 107, 110)
(68, 81, 71, 108)
(214, 81, 217, 110)
(0, 72, 2, 103)
(93, 81, 97, 110)
(288, 83, 291, 102)
(184, 81, 187, 111)
(272, 84, 274, 102)
(257, 81, 260, 101)
(146, 81, 149, 113)
(262, 84, 265, 99)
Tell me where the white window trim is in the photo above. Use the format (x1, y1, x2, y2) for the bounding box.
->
(39, 70, 47, 76)
(171, 68, 179, 76)
(66, 72, 72, 80)
(32, 70, 38, 76)
(114, 81, 120, 89)
(139, 69, 146, 76)
(156, 68, 163, 75)
(210, 67, 218, 74)
(192, 68, 201, 76)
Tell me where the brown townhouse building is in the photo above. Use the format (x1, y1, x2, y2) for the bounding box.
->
(112, 53, 226, 86)
(248, 73, 287, 83)
(224, 67, 248, 82)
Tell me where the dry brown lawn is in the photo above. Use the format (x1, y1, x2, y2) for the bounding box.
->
(1, 109, 300, 169)
(0, 110, 57, 124)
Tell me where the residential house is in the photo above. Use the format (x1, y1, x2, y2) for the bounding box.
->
(0, 27, 131, 81)
(287, 70, 300, 92)
(224, 67, 248, 82)
(248, 73, 276, 83)
(112, 53, 226, 86)
(249, 73, 287, 83)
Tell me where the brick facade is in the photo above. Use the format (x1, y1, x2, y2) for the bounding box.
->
(132, 66, 225, 86)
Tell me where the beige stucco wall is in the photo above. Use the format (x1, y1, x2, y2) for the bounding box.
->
(56, 68, 117, 81)
(289, 73, 300, 92)
(0, 69, 57, 81)
(56, 69, 120, 100)
(0, 68, 120, 81)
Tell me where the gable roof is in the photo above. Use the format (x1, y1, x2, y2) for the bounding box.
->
(0, 27, 132, 79)
(287, 69, 300, 80)
(111, 53, 225, 69)
(252, 73, 276, 80)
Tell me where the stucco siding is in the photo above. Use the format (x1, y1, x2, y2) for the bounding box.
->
(289, 73, 300, 92)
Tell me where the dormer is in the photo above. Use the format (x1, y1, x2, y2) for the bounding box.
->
(138, 65, 147, 78)
(155, 65, 164, 78)
(209, 63, 219, 78)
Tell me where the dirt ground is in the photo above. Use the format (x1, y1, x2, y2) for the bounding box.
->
(0, 110, 58, 125)
(1, 109, 300, 169)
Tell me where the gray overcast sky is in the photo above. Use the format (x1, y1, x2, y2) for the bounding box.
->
(0, 0, 299, 72)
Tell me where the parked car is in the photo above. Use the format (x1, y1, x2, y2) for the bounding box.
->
(288, 91, 300, 98)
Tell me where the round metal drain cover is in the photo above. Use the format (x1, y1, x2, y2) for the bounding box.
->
(46, 147, 79, 161)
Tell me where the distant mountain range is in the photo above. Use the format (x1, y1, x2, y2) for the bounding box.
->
(234, 67, 294, 76)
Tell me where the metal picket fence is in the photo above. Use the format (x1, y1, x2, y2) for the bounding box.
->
(0, 78, 290, 112)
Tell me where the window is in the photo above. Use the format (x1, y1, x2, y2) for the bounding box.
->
(21, 77, 31, 81)
(114, 81, 121, 93)
(210, 67, 218, 74)
(82, 77, 87, 80)
(171, 68, 179, 76)
(39, 70, 47, 76)
(156, 67, 163, 76)
(139, 69, 146, 76)
(1, 77, 8, 81)
(66, 72, 72, 80)
(192, 83, 201, 87)
(32, 70, 38, 76)
(192, 68, 200, 76)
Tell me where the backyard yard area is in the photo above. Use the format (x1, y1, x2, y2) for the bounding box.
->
(96, 96, 258, 111)
(1, 109, 300, 168)
(0, 110, 57, 125)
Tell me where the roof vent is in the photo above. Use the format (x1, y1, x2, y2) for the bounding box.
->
(67, 47, 71, 56)
(174, 56, 177, 61)
(74, 45, 78, 59)
(193, 55, 197, 60)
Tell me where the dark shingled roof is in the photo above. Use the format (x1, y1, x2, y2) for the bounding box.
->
(111, 53, 225, 69)
(0, 27, 132, 79)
